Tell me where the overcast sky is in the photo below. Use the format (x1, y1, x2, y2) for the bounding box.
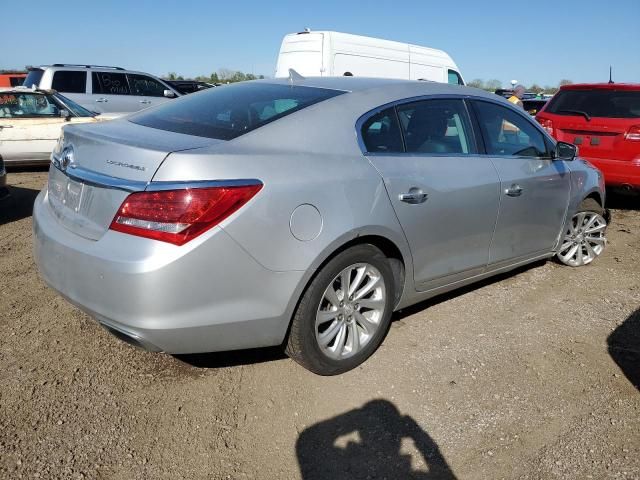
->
(4, 0, 639, 87)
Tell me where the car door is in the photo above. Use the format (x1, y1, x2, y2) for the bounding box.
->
(127, 73, 175, 110)
(90, 71, 136, 113)
(363, 98, 500, 291)
(470, 99, 570, 266)
(0, 92, 65, 163)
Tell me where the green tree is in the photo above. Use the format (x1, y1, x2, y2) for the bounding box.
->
(528, 84, 544, 94)
(166, 72, 178, 81)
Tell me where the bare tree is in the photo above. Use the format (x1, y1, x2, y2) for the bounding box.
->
(467, 78, 485, 89)
(559, 79, 573, 87)
(485, 79, 502, 91)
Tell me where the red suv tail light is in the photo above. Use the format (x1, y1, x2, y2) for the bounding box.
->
(110, 183, 262, 246)
(625, 125, 640, 141)
(537, 117, 554, 135)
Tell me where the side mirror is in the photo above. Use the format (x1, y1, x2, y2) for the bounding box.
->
(555, 141, 577, 161)
(163, 89, 176, 98)
(59, 109, 71, 121)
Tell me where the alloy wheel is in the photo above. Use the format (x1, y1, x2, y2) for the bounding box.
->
(557, 211, 607, 267)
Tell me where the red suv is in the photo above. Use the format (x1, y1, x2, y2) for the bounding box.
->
(536, 83, 640, 191)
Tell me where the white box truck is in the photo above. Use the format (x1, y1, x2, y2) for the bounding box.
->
(275, 30, 464, 85)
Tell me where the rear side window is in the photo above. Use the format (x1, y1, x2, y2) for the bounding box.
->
(448, 70, 464, 86)
(473, 101, 548, 158)
(129, 82, 345, 140)
(397, 99, 473, 154)
(51, 71, 87, 94)
(92, 72, 130, 95)
(546, 89, 640, 119)
(128, 74, 167, 97)
(361, 107, 403, 153)
(23, 69, 44, 88)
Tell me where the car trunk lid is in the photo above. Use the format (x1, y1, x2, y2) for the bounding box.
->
(47, 120, 222, 240)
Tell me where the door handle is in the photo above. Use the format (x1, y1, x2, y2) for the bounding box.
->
(95, 98, 108, 103)
(399, 189, 428, 204)
(0, 125, 13, 129)
(505, 184, 523, 197)
(139, 100, 152, 104)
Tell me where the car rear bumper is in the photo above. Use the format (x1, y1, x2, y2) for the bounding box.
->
(583, 156, 640, 189)
(33, 190, 303, 354)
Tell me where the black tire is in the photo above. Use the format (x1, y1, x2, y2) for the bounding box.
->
(285, 244, 395, 375)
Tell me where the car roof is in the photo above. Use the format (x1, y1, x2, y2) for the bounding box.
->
(257, 76, 497, 98)
(560, 83, 640, 91)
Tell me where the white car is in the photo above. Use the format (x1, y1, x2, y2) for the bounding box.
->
(0, 87, 107, 166)
(275, 30, 465, 85)
(23, 64, 181, 115)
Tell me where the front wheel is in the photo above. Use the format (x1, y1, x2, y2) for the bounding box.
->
(285, 244, 395, 375)
(556, 198, 607, 267)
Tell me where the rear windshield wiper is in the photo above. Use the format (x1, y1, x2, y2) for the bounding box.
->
(557, 109, 591, 121)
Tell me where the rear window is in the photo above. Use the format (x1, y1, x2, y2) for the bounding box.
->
(23, 69, 44, 88)
(129, 82, 345, 140)
(546, 89, 640, 119)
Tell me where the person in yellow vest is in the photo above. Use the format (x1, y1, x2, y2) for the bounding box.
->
(508, 85, 526, 109)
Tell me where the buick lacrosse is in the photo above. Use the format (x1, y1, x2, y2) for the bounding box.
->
(34, 77, 607, 375)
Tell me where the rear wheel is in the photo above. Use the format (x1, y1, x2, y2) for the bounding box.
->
(556, 198, 607, 267)
(285, 244, 395, 375)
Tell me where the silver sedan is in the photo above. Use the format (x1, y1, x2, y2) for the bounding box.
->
(33, 77, 608, 375)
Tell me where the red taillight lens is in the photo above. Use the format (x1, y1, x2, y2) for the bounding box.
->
(110, 184, 262, 245)
(537, 117, 554, 136)
(625, 125, 640, 141)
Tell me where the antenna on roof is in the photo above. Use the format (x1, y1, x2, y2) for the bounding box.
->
(608, 66, 614, 84)
(288, 68, 305, 85)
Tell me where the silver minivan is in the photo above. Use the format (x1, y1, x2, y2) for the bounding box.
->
(23, 64, 181, 115)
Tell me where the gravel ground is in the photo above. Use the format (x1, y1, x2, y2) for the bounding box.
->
(0, 170, 638, 480)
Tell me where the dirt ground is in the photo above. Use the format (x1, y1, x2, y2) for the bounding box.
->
(1, 170, 639, 480)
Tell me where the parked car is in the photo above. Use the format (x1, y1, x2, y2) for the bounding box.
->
(23, 64, 181, 115)
(0, 87, 107, 166)
(523, 98, 548, 116)
(537, 83, 640, 191)
(0, 155, 8, 200)
(34, 78, 607, 375)
(165, 80, 215, 95)
(0, 72, 27, 87)
(275, 30, 465, 85)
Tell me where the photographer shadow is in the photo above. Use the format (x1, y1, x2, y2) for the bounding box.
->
(296, 399, 456, 480)
(608, 308, 640, 390)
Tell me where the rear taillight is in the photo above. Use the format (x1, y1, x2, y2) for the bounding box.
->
(625, 125, 640, 141)
(109, 184, 262, 246)
(537, 117, 554, 136)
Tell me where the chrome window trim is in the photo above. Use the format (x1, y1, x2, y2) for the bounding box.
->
(356, 94, 481, 156)
(50, 162, 262, 193)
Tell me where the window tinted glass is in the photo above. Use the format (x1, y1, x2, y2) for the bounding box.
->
(129, 82, 345, 140)
(361, 107, 403, 153)
(10, 76, 25, 87)
(53, 93, 95, 117)
(128, 74, 167, 97)
(546, 89, 640, 119)
(448, 70, 464, 85)
(397, 99, 473, 154)
(0, 93, 60, 118)
(474, 101, 547, 158)
(23, 69, 44, 88)
(92, 72, 130, 95)
(51, 71, 87, 94)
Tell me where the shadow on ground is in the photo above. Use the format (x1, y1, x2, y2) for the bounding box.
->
(608, 308, 640, 390)
(606, 190, 640, 211)
(0, 185, 40, 225)
(296, 399, 456, 479)
(174, 346, 287, 369)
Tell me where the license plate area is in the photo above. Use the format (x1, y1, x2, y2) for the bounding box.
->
(48, 172, 85, 213)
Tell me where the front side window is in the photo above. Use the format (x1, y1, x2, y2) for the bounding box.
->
(128, 74, 167, 97)
(448, 70, 464, 86)
(53, 93, 95, 117)
(473, 101, 548, 158)
(51, 71, 87, 94)
(129, 82, 345, 140)
(397, 99, 473, 154)
(0, 93, 60, 118)
(92, 72, 130, 95)
(361, 107, 403, 153)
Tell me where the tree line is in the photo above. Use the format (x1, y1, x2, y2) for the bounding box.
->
(467, 78, 574, 94)
(165, 69, 265, 84)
